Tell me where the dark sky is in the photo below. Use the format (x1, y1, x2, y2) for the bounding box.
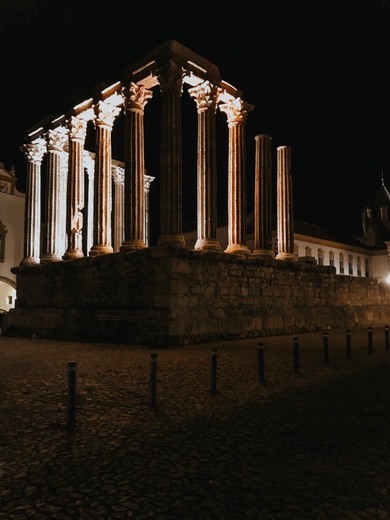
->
(1, 0, 390, 237)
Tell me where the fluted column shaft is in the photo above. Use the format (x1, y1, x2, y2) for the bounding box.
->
(275, 145, 297, 261)
(189, 81, 221, 252)
(157, 60, 185, 247)
(121, 83, 153, 252)
(63, 116, 86, 260)
(89, 100, 120, 257)
(20, 139, 46, 265)
(41, 127, 68, 263)
(220, 98, 252, 256)
(253, 134, 274, 258)
(144, 174, 155, 247)
(112, 165, 125, 252)
(83, 152, 95, 254)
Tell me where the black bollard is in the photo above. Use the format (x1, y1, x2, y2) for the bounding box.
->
(150, 353, 158, 407)
(385, 325, 389, 352)
(346, 329, 351, 359)
(258, 342, 265, 383)
(211, 348, 217, 394)
(368, 326, 373, 355)
(323, 331, 329, 365)
(67, 361, 77, 429)
(293, 337, 299, 373)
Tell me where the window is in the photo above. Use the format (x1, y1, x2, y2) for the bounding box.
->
(348, 255, 353, 275)
(365, 258, 370, 277)
(339, 253, 344, 274)
(329, 251, 334, 267)
(305, 246, 312, 257)
(318, 249, 324, 266)
(357, 256, 361, 277)
(0, 221, 6, 263)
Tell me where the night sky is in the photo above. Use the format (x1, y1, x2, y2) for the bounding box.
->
(1, 0, 389, 237)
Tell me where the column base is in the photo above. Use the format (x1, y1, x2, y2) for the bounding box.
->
(120, 240, 147, 253)
(252, 249, 275, 259)
(157, 234, 186, 248)
(89, 245, 114, 257)
(40, 254, 63, 264)
(20, 256, 40, 266)
(275, 252, 298, 262)
(62, 249, 84, 261)
(224, 244, 252, 256)
(194, 238, 222, 252)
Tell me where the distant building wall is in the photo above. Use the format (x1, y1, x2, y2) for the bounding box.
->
(0, 164, 25, 313)
(3, 246, 390, 346)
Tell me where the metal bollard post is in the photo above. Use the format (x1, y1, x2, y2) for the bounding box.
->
(293, 337, 299, 373)
(211, 348, 217, 394)
(368, 326, 373, 355)
(150, 353, 158, 407)
(67, 361, 77, 428)
(385, 325, 389, 352)
(346, 329, 351, 359)
(323, 331, 329, 365)
(258, 342, 265, 382)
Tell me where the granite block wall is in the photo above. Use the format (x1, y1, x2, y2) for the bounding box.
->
(3, 246, 390, 346)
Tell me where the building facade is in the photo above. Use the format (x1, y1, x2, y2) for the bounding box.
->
(0, 163, 24, 318)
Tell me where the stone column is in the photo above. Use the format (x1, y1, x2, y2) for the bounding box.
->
(144, 173, 155, 247)
(120, 83, 153, 252)
(89, 100, 121, 257)
(112, 164, 125, 252)
(188, 81, 221, 252)
(20, 139, 46, 265)
(63, 116, 87, 260)
(156, 60, 185, 247)
(83, 151, 95, 254)
(59, 152, 69, 257)
(253, 134, 274, 258)
(41, 126, 68, 263)
(275, 145, 297, 261)
(219, 98, 253, 256)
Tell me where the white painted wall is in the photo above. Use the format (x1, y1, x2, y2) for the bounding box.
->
(0, 164, 24, 313)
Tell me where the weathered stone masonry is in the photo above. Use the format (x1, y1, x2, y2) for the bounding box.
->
(5, 246, 390, 346)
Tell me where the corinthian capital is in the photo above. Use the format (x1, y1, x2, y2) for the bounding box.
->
(188, 81, 222, 112)
(122, 82, 153, 113)
(219, 97, 253, 125)
(94, 100, 121, 128)
(46, 126, 68, 152)
(155, 60, 184, 94)
(68, 116, 87, 142)
(112, 165, 125, 185)
(21, 138, 46, 163)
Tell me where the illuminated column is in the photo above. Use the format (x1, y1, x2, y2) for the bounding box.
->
(188, 81, 221, 252)
(156, 60, 185, 247)
(59, 151, 69, 257)
(89, 100, 121, 257)
(20, 138, 46, 265)
(275, 145, 297, 261)
(63, 116, 87, 260)
(144, 173, 155, 246)
(253, 134, 274, 258)
(83, 151, 95, 254)
(112, 164, 124, 252)
(219, 98, 253, 256)
(121, 83, 153, 252)
(41, 126, 68, 263)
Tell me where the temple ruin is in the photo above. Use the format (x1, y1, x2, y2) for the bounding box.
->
(3, 40, 390, 346)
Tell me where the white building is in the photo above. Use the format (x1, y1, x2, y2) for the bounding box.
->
(0, 163, 24, 318)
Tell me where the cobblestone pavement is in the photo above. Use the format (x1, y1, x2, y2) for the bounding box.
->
(2, 327, 390, 519)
